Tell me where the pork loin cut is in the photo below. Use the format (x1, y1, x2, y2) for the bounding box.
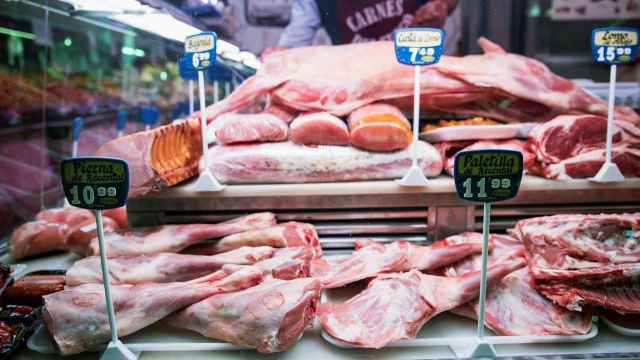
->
(348, 103, 411, 152)
(167, 278, 321, 353)
(290, 112, 349, 145)
(215, 113, 289, 145)
(204, 141, 443, 184)
(318, 258, 526, 348)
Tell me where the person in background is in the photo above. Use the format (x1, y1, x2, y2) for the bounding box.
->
(263, 0, 461, 58)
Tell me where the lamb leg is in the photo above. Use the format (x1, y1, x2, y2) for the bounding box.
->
(43, 266, 263, 355)
(65, 246, 275, 285)
(68, 212, 276, 257)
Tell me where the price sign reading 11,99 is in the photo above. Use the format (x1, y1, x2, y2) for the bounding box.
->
(453, 150, 523, 203)
(61, 157, 129, 210)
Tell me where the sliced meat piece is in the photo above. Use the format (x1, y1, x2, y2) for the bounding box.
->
(348, 103, 411, 152)
(290, 112, 349, 145)
(215, 113, 289, 145)
(204, 141, 443, 183)
(166, 278, 321, 353)
(536, 143, 640, 179)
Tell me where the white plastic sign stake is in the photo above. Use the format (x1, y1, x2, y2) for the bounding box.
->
(188, 80, 194, 115)
(453, 150, 524, 358)
(590, 27, 638, 182)
(185, 32, 225, 192)
(393, 28, 444, 187)
(60, 157, 137, 360)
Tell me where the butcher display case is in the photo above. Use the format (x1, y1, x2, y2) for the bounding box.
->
(1, 0, 640, 359)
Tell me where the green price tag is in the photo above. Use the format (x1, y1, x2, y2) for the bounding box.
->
(453, 150, 523, 203)
(60, 157, 129, 210)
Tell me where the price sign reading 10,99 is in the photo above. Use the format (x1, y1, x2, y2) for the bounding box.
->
(61, 157, 129, 210)
(453, 150, 523, 203)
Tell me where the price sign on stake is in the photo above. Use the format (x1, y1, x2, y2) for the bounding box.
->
(590, 27, 639, 182)
(453, 149, 524, 358)
(393, 28, 444, 187)
(61, 157, 137, 360)
(184, 32, 224, 192)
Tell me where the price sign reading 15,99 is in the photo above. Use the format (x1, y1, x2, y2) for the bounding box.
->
(61, 157, 129, 210)
(591, 27, 639, 65)
(453, 150, 523, 203)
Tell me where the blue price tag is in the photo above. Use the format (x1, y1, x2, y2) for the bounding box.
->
(453, 150, 523, 203)
(61, 157, 129, 210)
(178, 55, 197, 80)
(591, 27, 639, 65)
(184, 32, 217, 71)
(393, 28, 445, 66)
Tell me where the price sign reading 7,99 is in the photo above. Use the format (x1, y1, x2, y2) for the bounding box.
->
(453, 150, 523, 203)
(61, 157, 129, 210)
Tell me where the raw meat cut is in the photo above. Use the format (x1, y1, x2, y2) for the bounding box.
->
(527, 115, 640, 179)
(95, 118, 202, 197)
(348, 103, 411, 152)
(204, 141, 443, 184)
(263, 102, 297, 124)
(225, 246, 317, 280)
(96, 38, 640, 196)
(442, 232, 592, 336)
(215, 113, 289, 145)
(67, 212, 277, 257)
(314, 239, 483, 288)
(102, 207, 128, 228)
(289, 112, 349, 145)
(167, 277, 321, 353)
(531, 143, 640, 179)
(319, 257, 526, 348)
(436, 139, 536, 175)
(65, 246, 275, 286)
(9, 208, 119, 260)
(512, 213, 640, 313)
(44, 266, 263, 354)
(212, 222, 319, 254)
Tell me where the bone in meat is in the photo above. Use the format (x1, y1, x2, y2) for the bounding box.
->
(166, 278, 321, 353)
(318, 258, 526, 348)
(68, 212, 277, 257)
(43, 266, 263, 354)
(314, 239, 483, 288)
(65, 246, 275, 286)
